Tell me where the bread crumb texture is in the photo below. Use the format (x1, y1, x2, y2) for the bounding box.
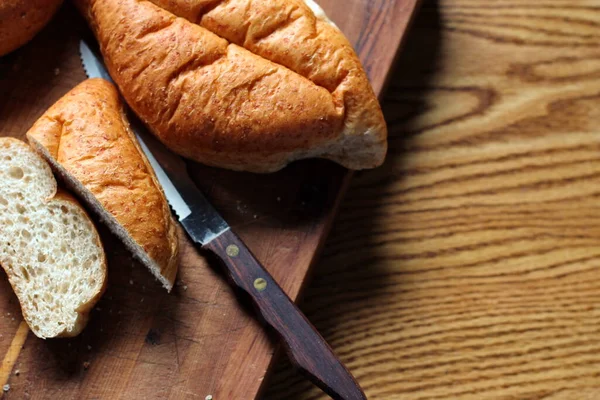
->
(0, 138, 106, 339)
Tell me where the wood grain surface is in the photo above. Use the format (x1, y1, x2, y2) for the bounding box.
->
(265, 0, 600, 399)
(0, 0, 419, 399)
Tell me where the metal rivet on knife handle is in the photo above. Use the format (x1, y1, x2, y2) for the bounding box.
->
(226, 244, 240, 257)
(253, 278, 267, 292)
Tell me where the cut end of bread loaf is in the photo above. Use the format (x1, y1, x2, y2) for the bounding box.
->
(25, 79, 179, 292)
(28, 136, 176, 292)
(0, 138, 107, 339)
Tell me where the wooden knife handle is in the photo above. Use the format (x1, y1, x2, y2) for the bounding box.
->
(203, 229, 367, 400)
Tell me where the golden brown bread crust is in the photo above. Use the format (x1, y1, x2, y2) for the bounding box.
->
(27, 79, 179, 290)
(75, 0, 387, 172)
(0, 0, 63, 56)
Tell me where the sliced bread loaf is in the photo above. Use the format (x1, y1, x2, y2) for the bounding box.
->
(0, 138, 107, 338)
(27, 79, 179, 291)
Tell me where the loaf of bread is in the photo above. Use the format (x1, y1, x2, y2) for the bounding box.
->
(27, 79, 179, 291)
(0, 138, 107, 338)
(74, 0, 387, 172)
(0, 0, 63, 56)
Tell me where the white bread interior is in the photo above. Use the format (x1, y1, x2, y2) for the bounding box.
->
(0, 138, 107, 339)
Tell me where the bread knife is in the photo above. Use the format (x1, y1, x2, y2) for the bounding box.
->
(79, 40, 367, 400)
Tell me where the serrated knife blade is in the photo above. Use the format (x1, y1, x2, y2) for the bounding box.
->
(79, 40, 112, 82)
(79, 39, 367, 400)
(80, 40, 196, 227)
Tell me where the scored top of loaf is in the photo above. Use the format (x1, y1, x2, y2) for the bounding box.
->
(74, 0, 387, 172)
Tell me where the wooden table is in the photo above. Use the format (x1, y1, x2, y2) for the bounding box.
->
(265, 0, 600, 398)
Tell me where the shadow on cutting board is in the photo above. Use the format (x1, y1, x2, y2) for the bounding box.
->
(262, 1, 444, 398)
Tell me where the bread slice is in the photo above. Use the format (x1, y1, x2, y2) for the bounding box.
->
(74, 0, 387, 172)
(0, 138, 107, 339)
(27, 79, 179, 291)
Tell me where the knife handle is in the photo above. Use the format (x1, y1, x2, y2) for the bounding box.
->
(202, 229, 366, 400)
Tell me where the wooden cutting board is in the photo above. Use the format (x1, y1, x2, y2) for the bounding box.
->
(0, 1, 419, 398)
